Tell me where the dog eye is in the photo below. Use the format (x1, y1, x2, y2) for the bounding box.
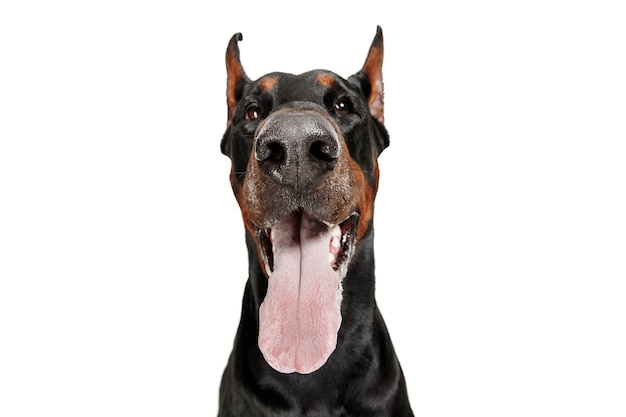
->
(245, 104, 261, 121)
(333, 97, 353, 116)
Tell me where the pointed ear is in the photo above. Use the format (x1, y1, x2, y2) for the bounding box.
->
(226, 33, 250, 122)
(349, 26, 385, 124)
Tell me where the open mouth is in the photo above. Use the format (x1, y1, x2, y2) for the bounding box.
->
(255, 209, 359, 374)
(256, 210, 359, 279)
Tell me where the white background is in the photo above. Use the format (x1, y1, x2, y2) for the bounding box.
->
(1, 1, 625, 416)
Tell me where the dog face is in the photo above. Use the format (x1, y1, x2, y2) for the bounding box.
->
(220, 28, 389, 374)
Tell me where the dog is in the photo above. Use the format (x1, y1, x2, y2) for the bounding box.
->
(218, 26, 413, 416)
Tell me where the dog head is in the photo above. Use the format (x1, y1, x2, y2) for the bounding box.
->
(220, 27, 389, 374)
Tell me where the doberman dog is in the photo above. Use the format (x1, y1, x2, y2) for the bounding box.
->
(218, 26, 413, 416)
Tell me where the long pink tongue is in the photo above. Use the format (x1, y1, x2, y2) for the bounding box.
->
(258, 212, 342, 374)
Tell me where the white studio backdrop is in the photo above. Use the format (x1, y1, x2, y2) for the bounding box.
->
(1, 1, 625, 416)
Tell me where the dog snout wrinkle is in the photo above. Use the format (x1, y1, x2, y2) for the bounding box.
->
(254, 111, 340, 189)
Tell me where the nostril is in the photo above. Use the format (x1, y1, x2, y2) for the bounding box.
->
(310, 139, 339, 164)
(256, 139, 286, 164)
(267, 142, 285, 162)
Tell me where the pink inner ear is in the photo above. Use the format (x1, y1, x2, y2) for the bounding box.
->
(361, 28, 385, 124)
(225, 32, 248, 122)
(368, 78, 385, 124)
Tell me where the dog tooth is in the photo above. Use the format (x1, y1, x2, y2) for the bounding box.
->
(331, 224, 341, 238)
(330, 236, 340, 248)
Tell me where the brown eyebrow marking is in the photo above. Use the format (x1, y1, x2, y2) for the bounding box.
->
(258, 76, 278, 92)
(316, 73, 337, 88)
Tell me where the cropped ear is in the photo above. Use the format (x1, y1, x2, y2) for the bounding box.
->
(348, 26, 385, 124)
(226, 33, 251, 122)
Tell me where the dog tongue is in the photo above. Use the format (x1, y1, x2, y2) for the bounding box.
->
(258, 212, 342, 374)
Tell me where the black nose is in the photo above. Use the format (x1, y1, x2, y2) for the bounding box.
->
(254, 110, 341, 189)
